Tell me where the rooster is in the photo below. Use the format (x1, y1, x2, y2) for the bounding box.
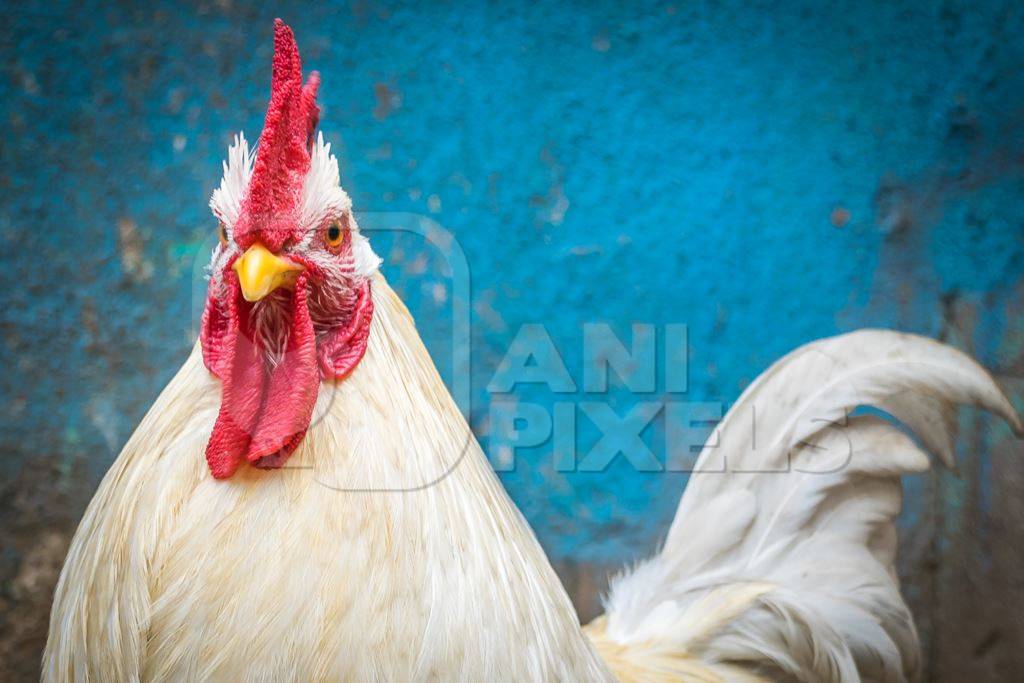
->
(45, 20, 1021, 682)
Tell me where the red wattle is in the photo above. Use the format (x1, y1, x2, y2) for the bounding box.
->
(203, 276, 266, 479)
(247, 276, 320, 467)
(202, 274, 338, 478)
(318, 279, 374, 379)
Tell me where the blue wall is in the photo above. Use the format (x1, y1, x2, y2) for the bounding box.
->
(2, 1, 1023, 571)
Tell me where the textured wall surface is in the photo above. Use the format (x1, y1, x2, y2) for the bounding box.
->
(2, 1, 1023, 679)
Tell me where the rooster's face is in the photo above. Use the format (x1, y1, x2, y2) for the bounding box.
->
(199, 20, 379, 480)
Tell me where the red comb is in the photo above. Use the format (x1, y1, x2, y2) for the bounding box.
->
(235, 19, 320, 251)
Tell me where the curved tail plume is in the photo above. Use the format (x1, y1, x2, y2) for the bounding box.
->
(588, 330, 1021, 682)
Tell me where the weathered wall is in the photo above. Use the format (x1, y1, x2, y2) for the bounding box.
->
(1, 1, 1023, 679)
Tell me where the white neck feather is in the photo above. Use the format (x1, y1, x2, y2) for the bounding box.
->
(281, 275, 610, 679)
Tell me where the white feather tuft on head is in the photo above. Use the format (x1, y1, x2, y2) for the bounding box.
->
(210, 133, 254, 229)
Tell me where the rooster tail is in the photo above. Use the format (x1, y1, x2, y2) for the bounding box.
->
(588, 330, 1022, 682)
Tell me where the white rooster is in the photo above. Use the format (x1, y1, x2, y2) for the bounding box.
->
(44, 20, 1021, 682)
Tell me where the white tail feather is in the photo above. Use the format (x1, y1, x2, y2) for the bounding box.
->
(597, 330, 1021, 682)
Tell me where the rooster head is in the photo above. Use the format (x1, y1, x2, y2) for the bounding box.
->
(200, 19, 379, 479)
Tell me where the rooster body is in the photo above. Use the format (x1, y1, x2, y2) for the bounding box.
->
(45, 21, 1021, 683)
(46, 280, 613, 681)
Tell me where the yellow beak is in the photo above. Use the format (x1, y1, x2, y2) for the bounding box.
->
(232, 243, 304, 302)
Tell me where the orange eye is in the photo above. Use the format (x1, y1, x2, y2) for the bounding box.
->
(218, 222, 228, 246)
(325, 218, 346, 248)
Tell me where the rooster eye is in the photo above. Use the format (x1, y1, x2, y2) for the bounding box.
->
(325, 219, 345, 248)
(218, 222, 228, 246)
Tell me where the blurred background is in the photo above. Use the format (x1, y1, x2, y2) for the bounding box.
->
(2, 1, 1023, 680)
